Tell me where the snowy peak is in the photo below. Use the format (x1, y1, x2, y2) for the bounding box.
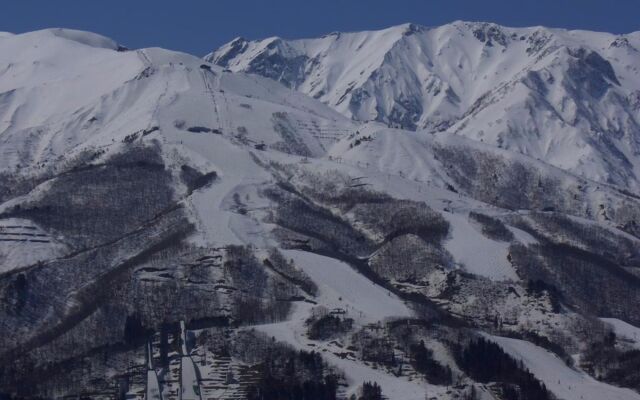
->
(208, 22, 640, 191)
(208, 21, 637, 129)
(0, 28, 354, 174)
(207, 23, 411, 94)
(4, 26, 640, 400)
(24, 28, 124, 51)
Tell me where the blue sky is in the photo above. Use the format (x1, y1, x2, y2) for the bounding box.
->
(3, 0, 639, 55)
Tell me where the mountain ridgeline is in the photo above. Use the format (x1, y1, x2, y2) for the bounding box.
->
(208, 21, 640, 191)
(0, 24, 639, 400)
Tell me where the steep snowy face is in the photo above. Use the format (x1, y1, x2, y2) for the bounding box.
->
(208, 22, 640, 191)
(0, 28, 145, 171)
(451, 36, 640, 191)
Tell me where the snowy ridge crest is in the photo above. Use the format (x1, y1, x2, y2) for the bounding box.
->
(209, 21, 640, 192)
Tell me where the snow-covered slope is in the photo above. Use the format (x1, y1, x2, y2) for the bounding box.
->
(489, 334, 640, 400)
(0, 27, 361, 280)
(601, 318, 640, 349)
(0, 28, 353, 175)
(209, 22, 640, 191)
(2, 27, 640, 400)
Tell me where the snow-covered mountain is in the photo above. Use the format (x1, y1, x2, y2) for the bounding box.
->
(208, 22, 640, 191)
(1, 27, 640, 400)
(0, 28, 352, 173)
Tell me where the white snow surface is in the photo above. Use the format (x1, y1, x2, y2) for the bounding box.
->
(3, 27, 640, 399)
(443, 212, 518, 281)
(284, 250, 412, 323)
(256, 303, 441, 400)
(0, 28, 356, 248)
(0, 28, 354, 174)
(255, 250, 445, 399)
(146, 369, 163, 400)
(180, 355, 202, 400)
(601, 318, 640, 349)
(0, 218, 65, 274)
(42, 28, 121, 50)
(489, 334, 640, 400)
(210, 22, 640, 191)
